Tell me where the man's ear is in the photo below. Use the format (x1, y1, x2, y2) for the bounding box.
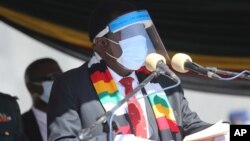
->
(93, 37, 109, 53)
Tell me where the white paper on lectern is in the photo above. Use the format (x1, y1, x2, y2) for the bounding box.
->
(183, 120, 230, 141)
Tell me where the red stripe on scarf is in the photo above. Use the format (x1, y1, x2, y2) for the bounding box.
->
(114, 124, 131, 134)
(136, 66, 151, 75)
(90, 70, 113, 83)
(156, 117, 180, 132)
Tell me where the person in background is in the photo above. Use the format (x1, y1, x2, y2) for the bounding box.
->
(22, 58, 62, 141)
(48, 0, 229, 141)
(229, 109, 250, 125)
(0, 92, 22, 141)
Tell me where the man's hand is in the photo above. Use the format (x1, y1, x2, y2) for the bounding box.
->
(78, 128, 92, 141)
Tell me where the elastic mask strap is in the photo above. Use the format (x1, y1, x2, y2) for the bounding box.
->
(106, 51, 118, 60)
(31, 82, 42, 86)
(104, 37, 120, 60)
(104, 37, 119, 45)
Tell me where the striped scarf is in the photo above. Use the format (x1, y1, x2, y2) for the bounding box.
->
(88, 54, 179, 139)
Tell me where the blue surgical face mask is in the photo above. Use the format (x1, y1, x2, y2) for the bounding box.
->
(105, 35, 147, 70)
(33, 80, 53, 103)
(40, 81, 53, 103)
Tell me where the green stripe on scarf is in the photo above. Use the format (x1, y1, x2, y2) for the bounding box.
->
(98, 90, 121, 104)
(148, 94, 170, 108)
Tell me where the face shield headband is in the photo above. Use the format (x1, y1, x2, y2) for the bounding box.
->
(94, 10, 170, 64)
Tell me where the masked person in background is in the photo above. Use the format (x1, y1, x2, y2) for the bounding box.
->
(48, 0, 228, 141)
(22, 58, 62, 141)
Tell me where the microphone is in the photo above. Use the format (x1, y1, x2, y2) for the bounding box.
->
(145, 53, 180, 82)
(206, 67, 250, 80)
(171, 53, 221, 79)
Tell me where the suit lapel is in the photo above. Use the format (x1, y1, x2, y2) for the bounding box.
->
(22, 110, 43, 141)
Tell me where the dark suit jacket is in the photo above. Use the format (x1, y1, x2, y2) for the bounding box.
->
(48, 62, 211, 141)
(22, 110, 43, 141)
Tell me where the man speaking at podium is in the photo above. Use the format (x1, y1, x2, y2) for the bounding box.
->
(47, 0, 228, 141)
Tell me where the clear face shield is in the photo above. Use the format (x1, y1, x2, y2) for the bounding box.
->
(95, 10, 170, 70)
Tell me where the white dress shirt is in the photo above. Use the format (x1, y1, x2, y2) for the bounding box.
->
(108, 67, 153, 140)
(32, 107, 47, 141)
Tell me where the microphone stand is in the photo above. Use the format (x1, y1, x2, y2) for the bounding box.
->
(206, 67, 250, 80)
(78, 70, 160, 141)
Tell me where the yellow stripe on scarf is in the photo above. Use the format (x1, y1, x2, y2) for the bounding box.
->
(152, 104, 176, 120)
(93, 80, 118, 94)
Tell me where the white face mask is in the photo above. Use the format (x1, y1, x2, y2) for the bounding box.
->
(33, 81, 53, 103)
(105, 35, 148, 70)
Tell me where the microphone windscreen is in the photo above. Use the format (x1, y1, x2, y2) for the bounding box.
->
(171, 53, 192, 73)
(145, 53, 166, 72)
